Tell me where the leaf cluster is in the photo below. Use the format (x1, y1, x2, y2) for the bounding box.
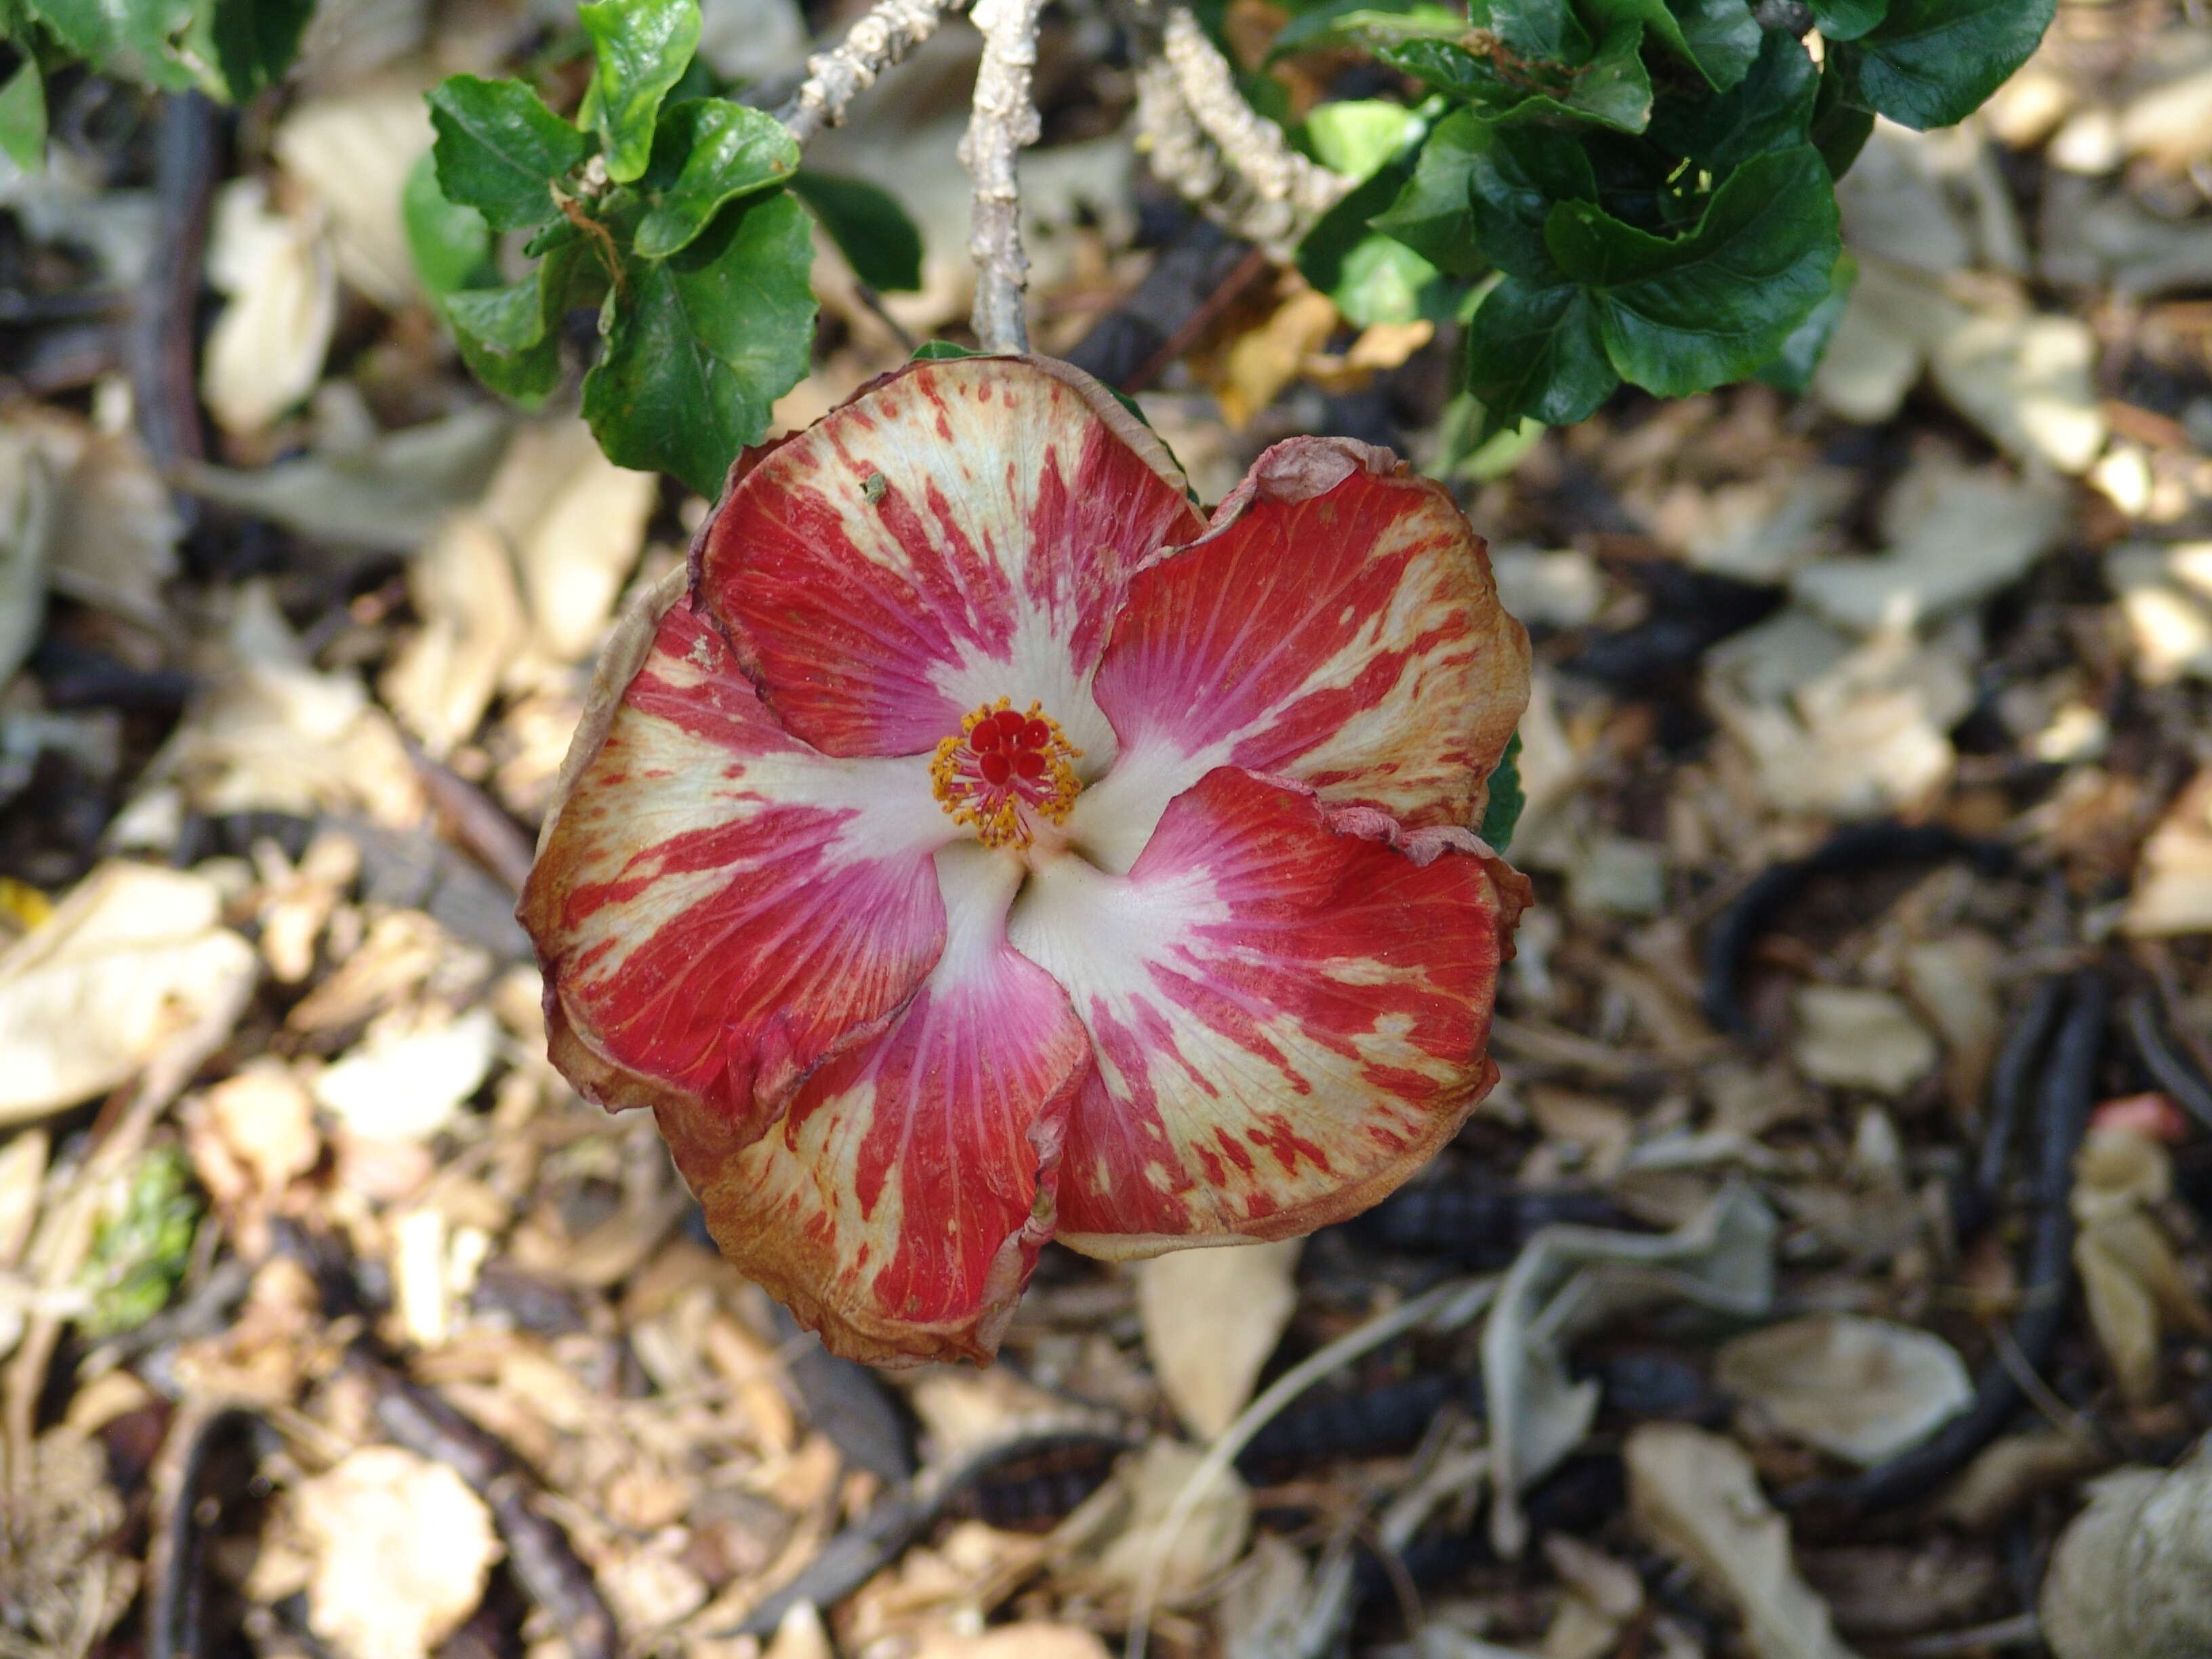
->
(1282, 0, 2054, 437)
(0, 0, 312, 165)
(407, 0, 922, 494)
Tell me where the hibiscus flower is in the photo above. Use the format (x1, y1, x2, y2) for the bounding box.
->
(520, 354, 1531, 1364)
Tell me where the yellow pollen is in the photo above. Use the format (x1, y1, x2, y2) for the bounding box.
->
(930, 698, 1083, 850)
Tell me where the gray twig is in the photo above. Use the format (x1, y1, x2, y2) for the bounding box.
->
(958, 0, 1048, 350)
(778, 0, 964, 145)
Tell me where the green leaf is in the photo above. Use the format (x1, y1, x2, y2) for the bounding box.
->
(1542, 143, 1841, 394)
(1372, 108, 1487, 275)
(1332, 234, 1439, 325)
(207, 0, 312, 97)
(1754, 250, 1853, 390)
(1466, 121, 1598, 281)
(1303, 97, 1421, 178)
(583, 188, 815, 495)
(580, 0, 699, 182)
(633, 97, 796, 256)
(77, 1146, 201, 1338)
(1851, 0, 2055, 129)
(1463, 276, 1618, 430)
(451, 243, 594, 404)
(446, 273, 548, 350)
(1479, 731, 1525, 850)
(427, 76, 588, 233)
(402, 150, 497, 298)
(912, 340, 987, 360)
(1581, 0, 1757, 88)
(1296, 152, 1414, 295)
(1268, 0, 1462, 58)
(1809, 47, 1875, 174)
(0, 54, 43, 170)
(1808, 0, 1887, 38)
(1373, 20, 1652, 130)
(791, 168, 924, 293)
(1648, 26, 1816, 173)
(35, 0, 196, 87)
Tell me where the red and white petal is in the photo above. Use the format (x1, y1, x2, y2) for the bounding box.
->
(1075, 438, 1528, 872)
(1010, 766, 1530, 1256)
(658, 847, 1091, 1364)
(696, 355, 1205, 764)
(520, 573, 956, 1143)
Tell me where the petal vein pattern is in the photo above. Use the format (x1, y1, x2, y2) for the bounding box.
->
(661, 847, 1092, 1364)
(520, 590, 953, 1141)
(1008, 766, 1525, 1255)
(1077, 438, 1528, 872)
(698, 357, 1206, 764)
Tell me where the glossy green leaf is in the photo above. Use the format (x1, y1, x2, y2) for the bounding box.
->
(453, 243, 596, 405)
(1372, 108, 1487, 275)
(1808, 0, 1887, 38)
(0, 54, 43, 170)
(35, 0, 196, 88)
(446, 274, 548, 351)
(1581, 0, 1757, 88)
(1808, 48, 1876, 176)
(582, 189, 815, 495)
(1851, 0, 2055, 129)
(1463, 276, 1618, 430)
(1466, 121, 1598, 281)
(1304, 97, 1421, 178)
(1543, 144, 1841, 394)
(1332, 233, 1439, 325)
(791, 168, 924, 292)
(1296, 152, 1414, 295)
(1479, 732, 1525, 851)
(1373, 19, 1651, 130)
(580, 0, 699, 182)
(634, 97, 796, 256)
(207, 0, 311, 96)
(1648, 26, 1816, 173)
(402, 150, 497, 297)
(1755, 250, 1854, 390)
(427, 76, 588, 232)
(1267, 0, 1460, 58)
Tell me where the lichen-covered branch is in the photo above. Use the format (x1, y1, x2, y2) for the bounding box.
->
(958, 0, 1047, 352)
(1134, 57, 1304, 258)
(1142, 6, 1352, 248)
(779, 0, 962, 146)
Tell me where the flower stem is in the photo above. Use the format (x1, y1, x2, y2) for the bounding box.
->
(960, 0, 1046, 352)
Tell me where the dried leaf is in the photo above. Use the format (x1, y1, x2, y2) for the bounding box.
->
(0, 862, 258, 1125)
(1139, 1240, 1301, 1438)
(1051, 1439, 1252, 1606)
(1716, 1315, 1973, 1466)
(274, 77, 434, 309)
(293, 1446, 502, 1659)
(203, 179, 338, 436)
(2110, 541, 2212, 686)
(1486, 1183, 1776, 1554)
(1627, 1423, 1862, 1659)
(380, 515, 528, 756)
(2072, 1125, 2212, 1407)
(2042, 1435, 2212, 1659)
(2124, 773, 2212, 937)
(312, 1006, 499, 1142)
(1790, 987, 1938, 1098)
(478, 419, 657, 663)
(0, 422, 56, 688)
(1900, 934, 2003, 1118)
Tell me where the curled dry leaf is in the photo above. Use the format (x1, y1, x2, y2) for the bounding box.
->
(10, 408, 180, 628)
(293, 1446, 503, 1659)
(380, 514, 528, 757)
(203, 178, 339, 437)
(1138, 1239, 1301, 1438)
(0, 861, 258, 1125)
(0, 421, 56, 689)
(2071, 1124, 2212, 1408)
(1790, 987, 1939, 1099)
(477, 417, 657, 664)
(1716, 1314, 1973, 1467)
(1900, 934, 2003, 1118)
(1486, 1183, 1776, 1555)
(1050, 1438, 1252, 1607)
(273, 79, 434, 310)
(2109, 541, 2212, 686)
(2042, 1434, 2212, 1659)
(312, 1006, 499, 1143)
(2124, 772, 2212, 937)
(1626, 1423, 1862, 1659)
